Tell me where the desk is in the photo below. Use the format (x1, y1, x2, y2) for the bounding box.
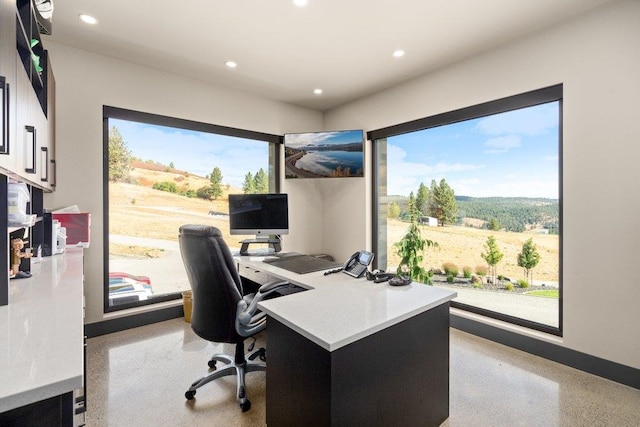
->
(0, 249, 84, 425)
(237, 255, 457, 426)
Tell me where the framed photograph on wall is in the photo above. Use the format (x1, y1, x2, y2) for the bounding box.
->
(25, 125, 36, 173)
(0, 75, 8, 155)
(284, 130, 365, 179)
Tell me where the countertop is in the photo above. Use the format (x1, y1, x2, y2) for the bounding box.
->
(239, 255, 457, 351)
(0, 249, 84, 413)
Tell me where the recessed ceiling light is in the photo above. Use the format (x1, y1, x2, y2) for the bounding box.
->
(392, 50, 405, 58)
(78, 14, 98, 25)
(313, 88, 323, 95)
(225, 61, 237, 68)
(293, 0, 308, 7)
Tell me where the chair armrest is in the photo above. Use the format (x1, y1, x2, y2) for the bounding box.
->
(236, 280, 290, 337)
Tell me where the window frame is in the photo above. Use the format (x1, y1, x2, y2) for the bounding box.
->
(368, 84, 563, 336)
(102, 106, 282, 313)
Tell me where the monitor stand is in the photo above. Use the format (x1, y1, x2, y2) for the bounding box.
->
(239, 238, 282, 256)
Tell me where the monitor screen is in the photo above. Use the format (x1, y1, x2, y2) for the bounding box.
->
(284, 129, 364, 179)
(228, 193, 289, 236)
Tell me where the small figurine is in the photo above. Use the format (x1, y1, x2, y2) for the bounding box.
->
(10, 238, 32, 279)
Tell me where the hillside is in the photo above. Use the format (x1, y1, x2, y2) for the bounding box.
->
(390, 194, 559, 234)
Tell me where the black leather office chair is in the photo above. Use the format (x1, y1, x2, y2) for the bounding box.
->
(178, 224, 288, 411)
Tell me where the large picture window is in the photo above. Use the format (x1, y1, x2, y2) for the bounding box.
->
(103, 107, 281, 312)
(371, 85, 562, 335)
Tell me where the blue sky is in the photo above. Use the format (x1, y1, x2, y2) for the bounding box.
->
(285, 130, 364, 149)
(110, 119, 269, 188)
(387, 101, 560, 198)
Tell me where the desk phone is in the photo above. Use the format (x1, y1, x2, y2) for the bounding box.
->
(343, 250, 375, 278)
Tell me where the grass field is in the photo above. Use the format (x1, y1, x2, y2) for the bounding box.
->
(109, 164, 559, 284)
(385, 218, 559, 283)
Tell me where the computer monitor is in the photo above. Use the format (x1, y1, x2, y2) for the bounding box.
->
(228, 193, 289, 238)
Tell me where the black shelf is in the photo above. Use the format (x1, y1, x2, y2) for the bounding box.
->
(15, 0, 47, 117)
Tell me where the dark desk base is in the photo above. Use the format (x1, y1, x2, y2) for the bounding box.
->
(266, 302, 450, 427)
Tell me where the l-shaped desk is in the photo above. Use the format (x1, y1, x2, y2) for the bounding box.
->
(237, 255, 457, 427)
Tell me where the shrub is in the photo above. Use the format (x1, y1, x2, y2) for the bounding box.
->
(498, 274, 505, 281)
(152, 181, 178, 193)
(446, 274, 454, 283)
(517, 279, 530, 288)
(181, 189, 197, 198)
(462, 266, 473, 278)
(504, 282, 514, 291)
(475, 265, 487, 276)
(442, 262, 458, 277)
(473, 282, 482, 289)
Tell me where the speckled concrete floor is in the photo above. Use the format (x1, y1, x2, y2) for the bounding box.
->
(86, 318, 640, 426)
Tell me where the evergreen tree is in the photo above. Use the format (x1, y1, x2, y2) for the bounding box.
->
(209, 167, 223, 199)
(415, 182, 429, 216)
(108, 126, 132, 182)
(517, 238, 541, 283)
(427, 179, 439, 219)
(169, 161, 175, 169)
(481, 235, 504, 283)
(253, 168, 269, 193)
(435, 179, 457, 225)
(489, 218, 500, 231)
(242, 172, 255, 194)
(395, 192, 438, 284)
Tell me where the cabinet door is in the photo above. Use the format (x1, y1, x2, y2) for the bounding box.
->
(0, 0, 17, 171)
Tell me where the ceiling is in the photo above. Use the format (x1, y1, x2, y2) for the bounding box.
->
(45, 0, 617, 111)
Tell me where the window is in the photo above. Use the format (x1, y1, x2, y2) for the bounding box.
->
(103, 107, 281, 312)
(371, 85, 562, 335)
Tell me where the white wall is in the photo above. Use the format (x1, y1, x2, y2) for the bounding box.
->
(324, 0, 640, 370)
(44, 42, 322, 324)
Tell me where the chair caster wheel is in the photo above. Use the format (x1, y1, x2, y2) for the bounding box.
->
(185, 390, 196, 400)
(240, 400, 251, 412)
(208, 360, 217, 369)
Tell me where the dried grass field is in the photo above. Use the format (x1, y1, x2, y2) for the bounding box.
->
(385, 218, 559, 283)
(110, 165, 559, 283)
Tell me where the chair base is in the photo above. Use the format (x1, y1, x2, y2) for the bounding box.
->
(185, 346, 266, 412)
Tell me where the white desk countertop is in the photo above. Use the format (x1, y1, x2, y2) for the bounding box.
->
(239, 256, 457, 352)
(0, 249, 84, 413)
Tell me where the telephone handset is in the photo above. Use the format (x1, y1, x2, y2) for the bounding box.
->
(343, 250, 375, 278)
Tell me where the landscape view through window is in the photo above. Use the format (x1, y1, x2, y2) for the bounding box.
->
(106, 118, 272, 309)
(379, 101, 560, 329)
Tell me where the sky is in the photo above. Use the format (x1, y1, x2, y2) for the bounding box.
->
(110, 119, 269, 188)
(386, 101, 560, 199)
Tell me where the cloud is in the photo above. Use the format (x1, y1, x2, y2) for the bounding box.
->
(475, 103, 558, 136)
(386, 144, 484, 195)
(484, 134, 522, 153)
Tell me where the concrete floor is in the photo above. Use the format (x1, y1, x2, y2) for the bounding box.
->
(86, 318, 640, 426)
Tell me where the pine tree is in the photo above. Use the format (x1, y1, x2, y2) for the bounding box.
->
(108, 126, 132, 182)
(481, 235, 503, 283)
(518, 238, 541, 283)
(253, 168, 268, 193)
(209, 167, 223, 199)
(435, 179, 457, 225)
(415, 182, 429, 216)
(242, 172, 255, 194)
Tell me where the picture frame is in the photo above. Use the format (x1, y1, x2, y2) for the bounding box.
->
(40, 146, 48, 181)
(25, 125, 36, 173)
(0, 75, 9, 155)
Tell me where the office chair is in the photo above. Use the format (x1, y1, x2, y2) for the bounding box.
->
(178, 224, 289, 411)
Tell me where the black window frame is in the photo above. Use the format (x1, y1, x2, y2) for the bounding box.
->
(102, 106, 282, 313)
(368, 84, 563, 336)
